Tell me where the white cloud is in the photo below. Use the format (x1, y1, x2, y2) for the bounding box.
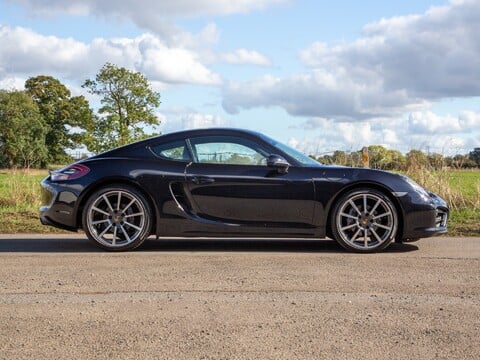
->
(288, 118, 401, 154)
(6, 1, 286, 50)
(150, 22, 221, 51)
(9, 0, 286, 17)
(181, 113, 229, 129)
(0, 25, 221, 86)
(407, 111, 480, 137)
(0, 26, 89, 77)
(0, 76, 26, 90)
(223, 71, 425, 119)
(408, 112, 462, 134)
(10, 0, 286, 17)
(459, 111, 480, 129)
(224, 0, 480, 123)
(0, 24, 269, 88)
(8, 0, 286, 35)
(382, 129, 400, 145)
(293, 131, 472, 158)
(289, 109, 480, 156)
(136, 35, 221, 85)
(160, 111, 231, 134)
(300, 1, 480, 96)
(219, 49, 272, 66)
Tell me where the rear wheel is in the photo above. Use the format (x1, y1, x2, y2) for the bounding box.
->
(83, 185, 152, 251)
(331, 188, 398, 252)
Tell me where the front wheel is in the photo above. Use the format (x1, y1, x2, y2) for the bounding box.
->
(82, 185, 152, 251)
(331, 188, 398, 252)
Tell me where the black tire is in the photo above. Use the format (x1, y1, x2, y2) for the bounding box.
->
(82, 185, 152, 251)
(331, 188, 398, 253)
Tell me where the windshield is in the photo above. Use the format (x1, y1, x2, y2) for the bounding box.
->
(262, 135, 321, 167)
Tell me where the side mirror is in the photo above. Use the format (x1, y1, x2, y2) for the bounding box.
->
(267, 154, 290, 174)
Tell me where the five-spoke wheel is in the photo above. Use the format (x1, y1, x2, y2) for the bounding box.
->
(83, 185, 152, 251)
(331, 188, 398, 252)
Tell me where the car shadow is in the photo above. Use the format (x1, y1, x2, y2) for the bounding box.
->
(141, 238, 418, 253)
(0, 236, 419, 253)
(0, 237, 100, 253)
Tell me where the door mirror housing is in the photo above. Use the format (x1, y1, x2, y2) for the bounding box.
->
(267, 154, 290, 174)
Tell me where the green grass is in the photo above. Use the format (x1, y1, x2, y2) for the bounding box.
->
(404, 169, 479, 208)
(0, 170, 67, 233)
(448, 209, 480, 236)
(446, 172, 480, 223)
(400, 169, 479, 236)
(0, 168, 478, 236)
(446, 170, 480, 198)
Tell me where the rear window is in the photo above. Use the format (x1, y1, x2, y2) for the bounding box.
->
(149, 140, 191, 161)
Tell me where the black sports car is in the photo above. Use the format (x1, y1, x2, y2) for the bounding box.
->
(40, 128, 448, 252)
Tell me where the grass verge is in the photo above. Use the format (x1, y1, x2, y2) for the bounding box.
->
(0, 170, 68, 234)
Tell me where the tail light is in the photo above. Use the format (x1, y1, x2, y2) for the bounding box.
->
(50, 164, 90, 181)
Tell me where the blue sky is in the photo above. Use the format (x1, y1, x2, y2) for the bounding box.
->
(1, 0, 479, 156)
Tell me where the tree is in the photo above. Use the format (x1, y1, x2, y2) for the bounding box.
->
(428, 153, 445, 170)
(449, 154, 476, 169)
(332, 150, 348, 166)
(386, 149, 406, 170)
(0, 90, 48, 168)
(315, 154, 333, 164)
(83, 63, 161, 152)
(469, 148, 480, 167)
(25, 75, 94, 164)
(367, 145, 391, 169)
(406, 149, 429, 170)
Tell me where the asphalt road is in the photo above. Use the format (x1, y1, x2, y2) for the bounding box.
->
(0, 234, 479, 359)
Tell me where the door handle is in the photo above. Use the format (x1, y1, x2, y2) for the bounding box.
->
(191, 176, 215, 185)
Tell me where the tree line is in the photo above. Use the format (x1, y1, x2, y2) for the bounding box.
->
(313, 146, 480, 170)
(0, 63, 160, 168)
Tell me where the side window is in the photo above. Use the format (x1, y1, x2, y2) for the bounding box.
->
(190, 136, 268, 165)
(149, 140, 191, 161)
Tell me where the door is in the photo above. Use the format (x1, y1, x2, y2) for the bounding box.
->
(185, 135, 315, 228)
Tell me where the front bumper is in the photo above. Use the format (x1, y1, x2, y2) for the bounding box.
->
(401, 191, 449, 240)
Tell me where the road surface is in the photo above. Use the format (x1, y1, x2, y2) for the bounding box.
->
(0, 234, 479, 359)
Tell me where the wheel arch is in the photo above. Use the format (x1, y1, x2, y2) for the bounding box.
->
(325, 181, 405, 241)
(75, 177, 159, 234)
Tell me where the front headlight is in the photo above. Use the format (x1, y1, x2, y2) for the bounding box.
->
(399, 175, 430, 199)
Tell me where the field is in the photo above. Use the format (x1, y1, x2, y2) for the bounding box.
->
(404, 169, 479, 236)
(0, 169, 478, 235)
(0, 170, 58, 233)
(447, 171, 480, 236)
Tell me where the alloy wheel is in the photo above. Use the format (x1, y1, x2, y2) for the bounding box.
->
(85, 188, 149, 249)
(333, 190, 397, 251)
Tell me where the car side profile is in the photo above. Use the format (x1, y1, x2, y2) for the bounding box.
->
(40, 128, 448, 252)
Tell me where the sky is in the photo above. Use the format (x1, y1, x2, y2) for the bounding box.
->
(1, 0, 479, 156)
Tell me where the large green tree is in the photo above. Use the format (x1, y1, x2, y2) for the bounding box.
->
(0, 90, 48, 168)
(82, 63, 161, 153)
(25, 75, 94, 163)
(388, 149, 406, 170)
(366, 145, 391, 169)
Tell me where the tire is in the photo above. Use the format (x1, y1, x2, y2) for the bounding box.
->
(331, 188, 398, 253)
(82, 185, 152, 251)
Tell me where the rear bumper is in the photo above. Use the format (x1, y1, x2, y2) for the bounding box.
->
(39, 178, 80, 231)
(40, 212, 77, 232)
